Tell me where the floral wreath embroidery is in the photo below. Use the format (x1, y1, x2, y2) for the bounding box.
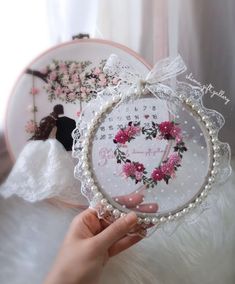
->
(113, 121, 187, 188)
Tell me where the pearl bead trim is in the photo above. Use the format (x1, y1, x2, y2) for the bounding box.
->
(80, 93, 219, 226)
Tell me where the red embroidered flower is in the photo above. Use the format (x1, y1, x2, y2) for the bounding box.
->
(151, 168, 165, 181)
(161, 163, 174, 176)
(134, 163, 145, 172)
(114, 130, 129, 144)
(124, 125, 141, 137)
(159, 121, 174, 135)
(122, 162, 136, 177)
(161, 163, 174, 175)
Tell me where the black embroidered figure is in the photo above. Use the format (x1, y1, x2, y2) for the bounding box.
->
(30, 104, 75, 151)
(55, 105, 76, 151)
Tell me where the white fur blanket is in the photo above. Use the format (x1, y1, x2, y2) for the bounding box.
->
(0, 165, 235, 284)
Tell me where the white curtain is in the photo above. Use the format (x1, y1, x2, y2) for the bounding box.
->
(0, 0, 234, 148)
(47, 0, 99, 43)
(177, 0, 235, 153)
(46, 0, 169, 63)
(0, 0, 51, 129)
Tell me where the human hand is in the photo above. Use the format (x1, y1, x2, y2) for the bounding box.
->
(44, 209, 140, 284)
(114, 186, 158, 213)
(53, 185, 159, 214)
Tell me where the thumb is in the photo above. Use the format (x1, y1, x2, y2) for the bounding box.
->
(95, 212, 137, 248)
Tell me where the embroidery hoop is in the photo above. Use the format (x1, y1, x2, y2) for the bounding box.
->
(5, 39, 151, 161)
(75, 93, 225, 225)
(73, 54, 231, 229)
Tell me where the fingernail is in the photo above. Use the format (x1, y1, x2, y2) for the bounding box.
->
(124, 212, 137, 226)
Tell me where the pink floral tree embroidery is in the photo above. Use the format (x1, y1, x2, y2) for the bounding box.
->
(25, 59, 120, 135)
(26, 59, 119, 105)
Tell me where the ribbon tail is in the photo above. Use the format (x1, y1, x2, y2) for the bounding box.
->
(146, 54, 187, 84)
(146, 84, 175, 100)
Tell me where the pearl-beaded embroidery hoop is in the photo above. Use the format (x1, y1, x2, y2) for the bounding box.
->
(75, 93, 227, 226)
(73, 54, 231, 230)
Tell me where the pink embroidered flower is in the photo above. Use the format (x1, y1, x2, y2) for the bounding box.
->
(49, 71, 57, 81)
(68, 83, 74, 91)
(122, 162, 136, 177)
(59, 63, 67, 72)
(168, 153, 181, 166)
(54, 86, 62, 96)
(25, 120, 37, 134)
(161, 163, 174, 176)
(98, 73, 106, 80)
(159, 121, 174, 135)
(112, 78, 119, 85)
(134, 163, 145, 172)
(68, 92, 76, 101)
(170, 125, 182, 141)
(62, 75, 69, 85)
(72, 73, 80, 83)
(85, 88, 91, 94)
(93, 67, 101, 75)
(80, 86, 89, 99)
(135, 171, 143, 181)
(88, 78, 96, 84)
(80, 87, 87, 93)
(151, 168, 165, 181)
(124, 125, 141, 137)
(98, 78, 107, 87)
(176, 136, 182, 143)
(30, 87, 39, 95)
(114, 130, 129, 144)
(69, 62, 77, 71)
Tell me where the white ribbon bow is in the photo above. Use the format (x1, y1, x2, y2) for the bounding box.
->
(103, 54, 187, 102)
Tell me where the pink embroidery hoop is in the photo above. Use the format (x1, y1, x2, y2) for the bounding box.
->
(5, 39, 152, 162)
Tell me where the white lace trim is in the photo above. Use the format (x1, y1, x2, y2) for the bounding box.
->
(72, 54, 231, 235)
